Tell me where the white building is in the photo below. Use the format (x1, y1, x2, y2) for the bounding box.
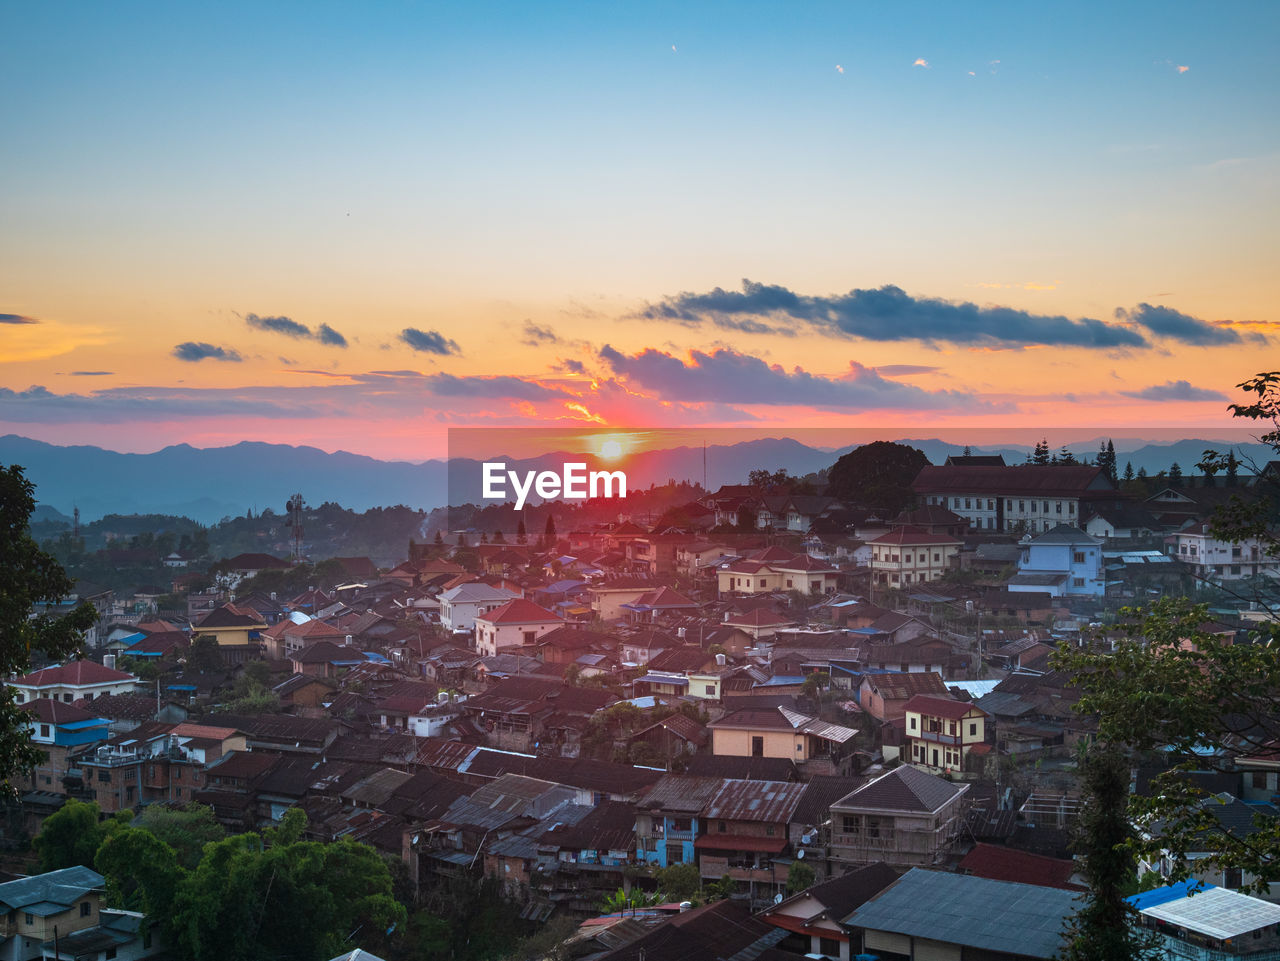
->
(1009, 524, 1104, 597)
(9, 660, 139, 704)
(439, 582, 519, 633)
(1167, 521, 1279, 583)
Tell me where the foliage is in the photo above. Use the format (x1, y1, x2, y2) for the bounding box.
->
(168, 809, 406, 961)
(187, 634, 223, 673)
(800, 672, 829, 698)
(136, 802, 226, 869)
(655, 862, 701, 902)
(411, 874, 530, 961)
(1054, 600, 1280, 893)
(825, 441, 929, 514)
(1060, 745, 1160, 961)
(786, 860, 816, 894)
(703, 874, 736, 901)
(0, 465, 99, 790)
(33, 798, 132, 871)
(598, 886, 663, 912)
(95, 826, 184, 920)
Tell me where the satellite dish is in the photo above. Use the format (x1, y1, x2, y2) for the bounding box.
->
(773, 893, 784, 904)
(801, 832, 814, 845)
(796, 849, 805, 859)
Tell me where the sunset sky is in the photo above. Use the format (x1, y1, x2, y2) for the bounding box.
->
(2, 1, 1277, 460)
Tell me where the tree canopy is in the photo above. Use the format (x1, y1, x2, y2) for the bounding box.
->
(825, 441, 929, 515)
(0, 465, 98, 790)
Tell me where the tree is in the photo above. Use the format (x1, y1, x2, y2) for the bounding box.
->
(1033, 439, 1050, 465)
(516, 518, 527, 545)
(1168, 461, 1183, 486)
(187, 634, 222, 674)
(1123, 461, 1135, 482)
(0, 465, 98, 790)
(34, 798, 131, 871)
(656, 862, 701, 901)
(826, 441, 929, 515)
(137, 802, 226, 869)
(544, 512, 557, 543)
(786, 859, 817, 894)
(1060, 745, 1159, 961)
(95, 826, 184, 921)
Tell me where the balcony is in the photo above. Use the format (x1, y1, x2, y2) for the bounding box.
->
(913, 729, 962, 747)
(699, 856, 787, 884)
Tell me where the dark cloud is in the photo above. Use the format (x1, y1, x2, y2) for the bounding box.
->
(69, 370, 114, 376)
(400, 328, 461, 355)
(246, 313, 311, 338)
(1121, 380, 1229, 402)
(172, 342, 243, 362)
(556, 358, 587, 375)
(521, 322, 560, 346)
(1118, 303, 1264, 345)
(421, 372, 569, 401)
(598, 344, 992, 411)
(316, 323, 348, 347)
(638, 280, 1149, 349)
(0, 313, 39, 325)
(244, 312, 348, 348)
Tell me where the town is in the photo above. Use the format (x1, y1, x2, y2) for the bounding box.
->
(4, 441, 1279, 961)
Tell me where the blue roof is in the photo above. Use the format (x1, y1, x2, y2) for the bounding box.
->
(121, 632, 146, 645)
(167, 684, 197, 691)
(754, 675, 805, 687)
(362, 651, 391, 664)
(637, 674, 688, 686)
(59, 718, 110, 731)
(1126, 880, 1215, 911)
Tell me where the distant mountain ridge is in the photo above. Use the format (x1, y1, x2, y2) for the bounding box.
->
(2, 433, 1269, 524)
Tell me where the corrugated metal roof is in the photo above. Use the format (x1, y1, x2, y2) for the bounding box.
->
(845, 868, 1077, 959)
(701, 778, 807, 823)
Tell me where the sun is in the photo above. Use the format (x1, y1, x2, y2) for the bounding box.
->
(599, 438, 624, 460)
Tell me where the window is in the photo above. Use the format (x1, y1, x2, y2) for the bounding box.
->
(1056, 502, 1062, 513)
(786, 578, 793, 588)
(969, 723, 977, 736)
(1019, 500, 1025, 512)
(81, 901, 92, 917)
(1043, 501, 1049, 513)
(988, 499, 995, 510)
(1068, 502, 1075, 514)
(909, 716, 917, 730)
(39, 724, 49, 738)
(523, 630, 536, 644)
(719, 821, 727, 832)
(705, 685, 715, 696)
(1073, 551, 1086, 564)
(964, 498, 971, 509)
(751, 736, 764, 757)
(63, 693, 73, 703)
(765, 824, 775, 836)
(1073, 578, 1085, 588)
(933, 552, 940, 563)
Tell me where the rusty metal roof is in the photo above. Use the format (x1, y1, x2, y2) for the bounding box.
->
(701, 778, 807, 823)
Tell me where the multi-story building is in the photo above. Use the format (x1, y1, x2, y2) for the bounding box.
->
(1010, 524, 1105, 597)
(829, 765, 969, 869)
(868, 526, 962, 588)
(913, 464, 1117, 534)
(438, 582, 520, 633)
(20, 699, 112, 795)
(635, 775, 722, 867)
(902, 694, 989, 774)
(696, 779, 808, 906)
(472, 598, 563, 657)
(9, 660, 139, 705)
(1168, 521, 1280, 583)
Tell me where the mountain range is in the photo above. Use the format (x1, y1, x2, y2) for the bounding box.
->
(2, 433, 1270, 525)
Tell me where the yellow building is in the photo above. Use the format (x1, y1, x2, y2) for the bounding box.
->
(192, 602, 268, 648)
(0, 865, 105, 948)
(903, 694, 989, 774)
(709, 705, 857, 767)
(869, 525, 962, 588)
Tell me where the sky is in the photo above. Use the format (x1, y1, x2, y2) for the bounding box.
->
(2, 1, 1277, 461)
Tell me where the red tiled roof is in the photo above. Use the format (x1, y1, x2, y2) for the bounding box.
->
(14, 660, 136, 687)
(869, 525, 962, 546)
(903, 694, 985, 720)
(958, 842, 1082, 890)
(22, 698, 103, 725)
(477, 598, 562, 625)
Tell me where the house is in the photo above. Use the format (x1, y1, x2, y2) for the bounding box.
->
(20, 699, 111, 794)
(588, 577, 660, 622)
(1010, 524, 1104, 597)
(868, 526, 962, 589)
(829, 765, 969, 868)
(902, 694, 989, 774)
(635, 775, 723, 867)
(1129, 881, 1280, 960)
(759, 861, 899, 961)
(1167, 520, 1280, 583)
(473, 599, 563, 657)
(627, 530, 697, 575)
(0, 867, 122, 960)
(9, 660, 139, 704)
(262, 616, 348, 659)
(191, 602, 268, 657)
(723, 608, 798, 640)
(957, 842, 1083, 890)
(717, 548, 838, 597)
(845, 868, 1076, 961)
(618, 586, 700, 623)
(676, 541, 736, 576)
(70, 693, 188, 734)
(856, 671, 950, 723)
(708, 706, 857, 774)
(438, 582, 520, 633)
(290, 640, 364, 677)
(696, 778, 808, 904)
(1081, 503, 1159, 541)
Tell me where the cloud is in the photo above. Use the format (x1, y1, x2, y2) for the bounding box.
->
(244, 312, 348, 348)
(172, 342, 243, 362)
(913, 58, 929, 68)
(555, 358, 587, 375)
(316, 323, 348, 347)
(419, 372, 570, 401)
(1177, 65, 1189, 74)
(0, 313, 39, 325)
(637, 280, 1148, 349)
(598, 344, 991, 411)
(835, 64, 844, 74)
(399, 328, 461, 355)
(69, 370, 113, 376)
(1120, 380, 1228, 402)
(520, 322, 560, 346)
(1117, 303, 1264, 346)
